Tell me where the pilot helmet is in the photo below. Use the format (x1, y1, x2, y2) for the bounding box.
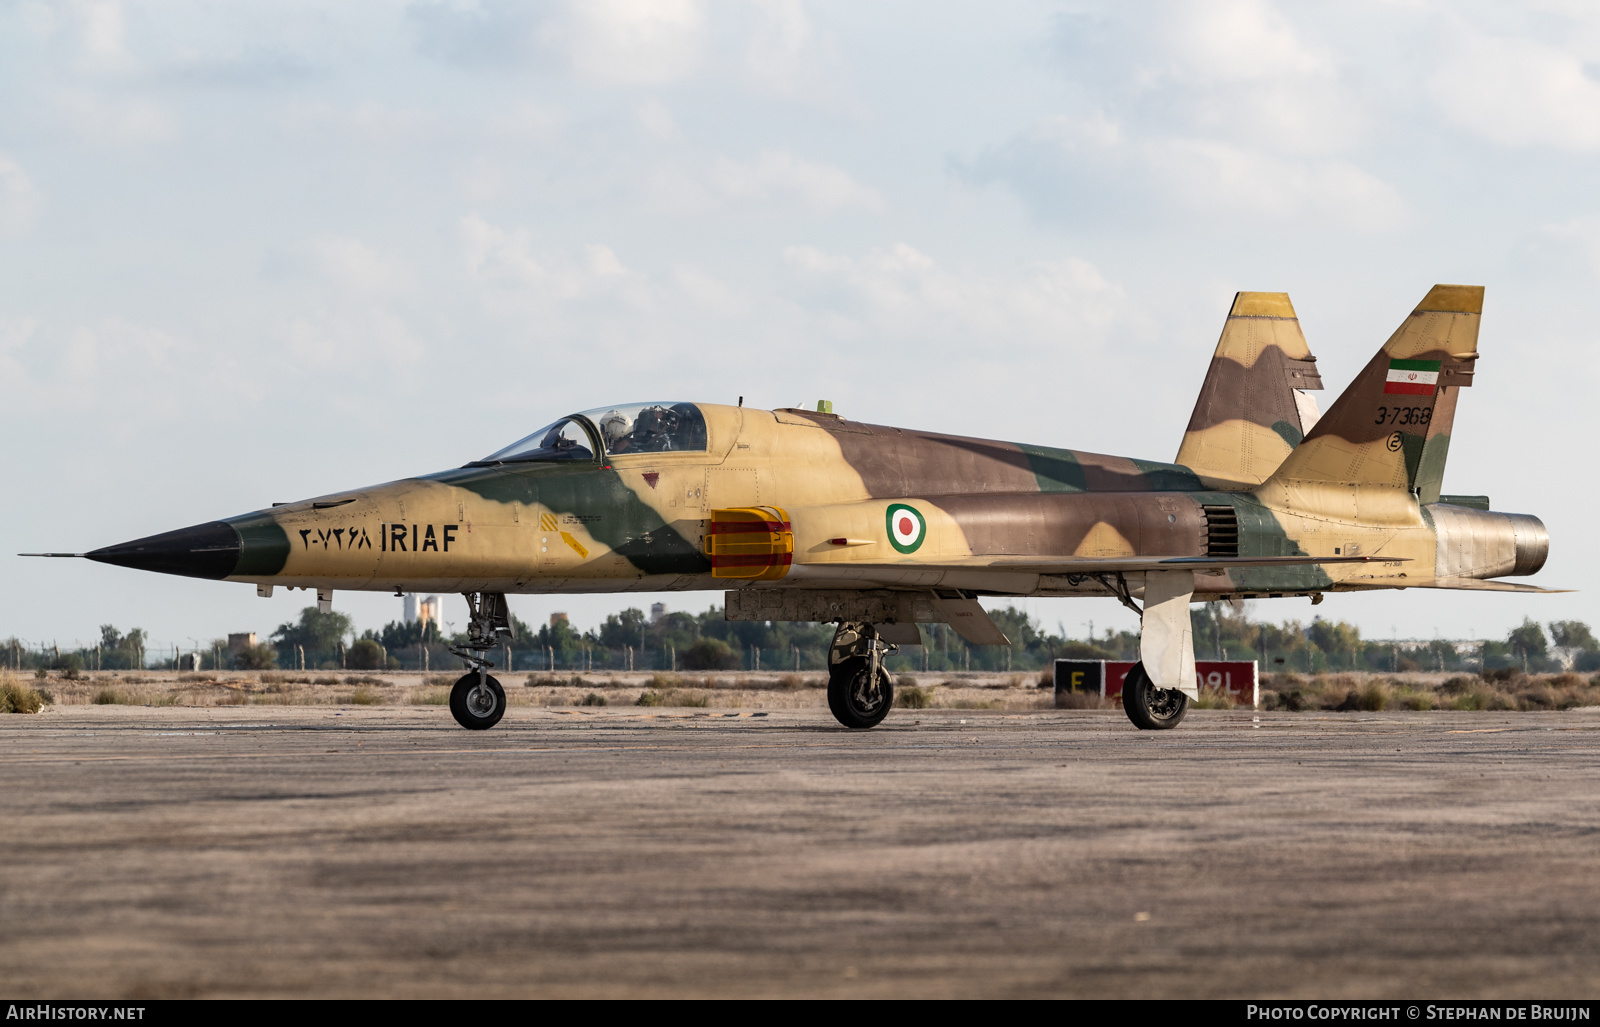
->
(598, 410, 629, 444)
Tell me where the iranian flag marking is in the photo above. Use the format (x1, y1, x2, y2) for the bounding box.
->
(1384, 358, 1441, 395)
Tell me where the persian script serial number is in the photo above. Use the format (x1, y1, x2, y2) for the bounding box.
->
(1374, 405, 1434, 426)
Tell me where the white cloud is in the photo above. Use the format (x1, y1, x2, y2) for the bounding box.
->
(1150, 137, 1406, 230)
(0, 156, 44, 234)
(635, 97, 678, 138)
(0, 317, 190, 415)
(1431, 28, 1600, 150)
(714, 150, 881, 211)
(673, 265, 747, 316)
(459, 214, 636, 302)
(307, 236, 405, 296)
(740, 0, 862, 112)
(285, 310, 424, 371)
(1164, 0, 1332, 84)
(66, 0, 127, 64)
(970, 111, 1405, 231)
(781, 243, 1125, 351)
(55, 89, 177, 146)
(553, 0, 705, 86)
(282, 100, 445, 146)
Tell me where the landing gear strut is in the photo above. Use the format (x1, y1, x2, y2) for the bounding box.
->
(448, 592, 514, 730)
(826, 621, 896, 729)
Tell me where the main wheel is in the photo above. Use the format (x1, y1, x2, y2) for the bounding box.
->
(450, 673, 507, 730)
(827, 656, 895, 729)
(1122, 662, 1189, 730)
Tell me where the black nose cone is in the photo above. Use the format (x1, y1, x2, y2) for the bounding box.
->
(86, 521, 242, 580)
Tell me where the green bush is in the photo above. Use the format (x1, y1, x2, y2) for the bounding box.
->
(347, 638, 385, 670)
(233, 644, 277, 670)
(680, 638, 739, 671)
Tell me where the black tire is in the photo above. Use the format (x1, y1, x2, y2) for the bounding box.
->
(450, 673, 506, 730)
(1122, 662, 1189, 730)
(827, 656, 894, 729)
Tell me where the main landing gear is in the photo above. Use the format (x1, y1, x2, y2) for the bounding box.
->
(826, 621, 896, 729)
(1122, 661, 1189, 730)
(448, 592, 514, 730)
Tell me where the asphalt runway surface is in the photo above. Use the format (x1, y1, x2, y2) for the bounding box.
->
(3, 705, 1600, 999)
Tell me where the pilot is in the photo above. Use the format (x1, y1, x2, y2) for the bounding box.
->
(598, 410, 631, 452)
(633, 406, 676, 451)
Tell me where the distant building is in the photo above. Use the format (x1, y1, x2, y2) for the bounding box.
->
(226, 633, 257, 655)
(403, 594, 442, 628)
(550, 612, 569, 627)
(650, 602, 666, 624)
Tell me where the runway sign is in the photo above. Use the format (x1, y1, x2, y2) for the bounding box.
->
(1054, 659, 1259, 708)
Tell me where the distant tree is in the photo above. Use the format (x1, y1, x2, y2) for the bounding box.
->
(595, 608, 648, 649)
(1309, 617, 1362, 655)
(347, 638, 385, 670)
(233, 644, 277, 670)
(1507, 618, 1549, 658)
(1549, 620, 1597, 652)
(681, 637, 738, 670)
(271, 607, 353, 665)
(1055, 640, 1117, 661)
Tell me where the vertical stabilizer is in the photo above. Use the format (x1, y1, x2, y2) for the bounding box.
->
(1260, 285, 1481, 521)
(1175, 292, 1324, 490)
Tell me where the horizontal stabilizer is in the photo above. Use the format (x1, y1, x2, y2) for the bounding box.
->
(1416, 578, 1571, 594)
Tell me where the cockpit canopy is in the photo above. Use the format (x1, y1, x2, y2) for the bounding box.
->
(473, 402, 708, 465)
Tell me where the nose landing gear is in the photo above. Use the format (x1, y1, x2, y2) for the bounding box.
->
(448, 592, 514, 730)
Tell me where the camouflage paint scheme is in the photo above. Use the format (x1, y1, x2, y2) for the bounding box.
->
(83, 285, 1551, 612)
(1176, 291, 1324, 491)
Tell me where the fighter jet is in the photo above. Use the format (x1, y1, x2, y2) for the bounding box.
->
(31, 285, 1552, 732)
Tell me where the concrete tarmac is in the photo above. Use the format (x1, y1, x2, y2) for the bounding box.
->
(3, 704, 1600, 998)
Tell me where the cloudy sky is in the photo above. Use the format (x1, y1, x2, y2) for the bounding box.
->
(4, 0, 1597, 650)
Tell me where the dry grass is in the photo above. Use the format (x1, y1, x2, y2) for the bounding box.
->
(636, 688, 710, 707)
(409, 688, 449, 706)
(895, 684, 933, 709)
(1192, 689, 1240, 710)
(1261, 669, 1600, 713)
(0, 674, 45, 714)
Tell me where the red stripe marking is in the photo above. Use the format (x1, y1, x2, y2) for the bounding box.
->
(710, 553, 794, 568)
(708, 521, 790, 534)
(1383, 382, 1435, 396)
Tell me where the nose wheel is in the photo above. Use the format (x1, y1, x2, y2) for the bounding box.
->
(446, 592, 515, 730)
(450, 672, 506, 729)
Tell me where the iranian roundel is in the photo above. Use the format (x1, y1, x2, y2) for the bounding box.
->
(886, 503, 926, 554)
